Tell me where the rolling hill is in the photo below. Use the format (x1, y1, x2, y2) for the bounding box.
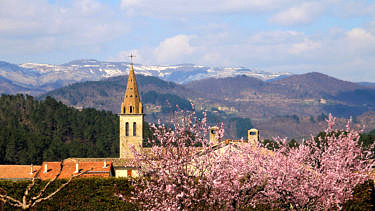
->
(38, 74, 196, 114)
(269, 72, 361, 97)
(39, 72, 375, 139)
(186, 72, 375, 119)
(0, 76, 33, 94)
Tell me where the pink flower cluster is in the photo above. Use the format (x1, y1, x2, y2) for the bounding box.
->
(129, 112, 374, 210)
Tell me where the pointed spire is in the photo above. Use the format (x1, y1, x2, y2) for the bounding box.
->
(121, 54, 143, 114)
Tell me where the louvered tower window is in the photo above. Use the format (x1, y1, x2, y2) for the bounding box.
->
(125, 122, 129, 136)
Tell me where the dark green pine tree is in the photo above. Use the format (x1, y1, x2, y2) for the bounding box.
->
(0, 94, 125, 164)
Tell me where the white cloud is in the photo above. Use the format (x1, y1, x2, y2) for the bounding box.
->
(270, 2, 324, 26)
(288, 39, 321, 54)
(346, 28, 375, 42)
(154, 35, 195, 64)
(343, 28, 375, 56)
(110, 35, 195, 65)
(112, 24, 375, 82)
(75, 0, 101, 14)
(120, 0, 296, 16)
(121, 0, 143, 8)
(0, 0, 128, 56)
(332, 0, 375, 18)
(247, 30, 304, 45)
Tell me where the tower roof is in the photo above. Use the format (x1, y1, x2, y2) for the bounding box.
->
(121, 56, 143, 114)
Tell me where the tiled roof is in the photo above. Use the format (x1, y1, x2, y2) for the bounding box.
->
(65, 158, 135, 167)
(0, 165, 41, 180)
(39, 160, 112, 180)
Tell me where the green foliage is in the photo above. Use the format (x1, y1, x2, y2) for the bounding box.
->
(342, 180, 375, 210)
(1, 177, 372, 210)
(143, 122, 156, 147)
(262, 139, 280, 150)
(315, 130, 375, 152)
(288, 139, 299, 148)
(0, 94, 122, 164)
(261, 139, 299, 151)
(313, 131, 351, 151)
(0, 178, 135, 210)
(359, 132, 375, 155)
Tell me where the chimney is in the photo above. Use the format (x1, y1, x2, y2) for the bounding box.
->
(43, 163, 48, 173)
(248, 128, 259, 145)
(103, 160, 107, 168)
(209, 126, 219, 145)
(30, 164, 33, 175)
(75, 161, 79, 173)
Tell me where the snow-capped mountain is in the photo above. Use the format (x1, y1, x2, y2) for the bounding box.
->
(1, 59, 292, 95)
(22, 59, 291, 83)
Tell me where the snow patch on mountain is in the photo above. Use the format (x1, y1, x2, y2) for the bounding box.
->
(0, 60, 292, 94)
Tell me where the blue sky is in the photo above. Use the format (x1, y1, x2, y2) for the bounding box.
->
(1, 0, 375, 82)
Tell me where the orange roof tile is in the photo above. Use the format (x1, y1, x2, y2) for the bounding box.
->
(0, 165, 41, 180)
(65, 158, 134, 167)
(39, 161, 112, 180)
(224, 139, 247, 143)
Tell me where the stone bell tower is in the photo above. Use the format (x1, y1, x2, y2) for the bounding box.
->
(119, 54, 144, 158)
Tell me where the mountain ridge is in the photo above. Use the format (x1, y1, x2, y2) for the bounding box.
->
(0, 59, 291, 95)
(270, 72, 362, 97)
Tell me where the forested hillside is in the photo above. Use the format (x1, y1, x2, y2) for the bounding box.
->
(0, 94, 121, 164)
(0, 94, 252, 165)
(39, 75, 194, 114)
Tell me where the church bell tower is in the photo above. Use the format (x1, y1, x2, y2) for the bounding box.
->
(119, 55, 144, 158)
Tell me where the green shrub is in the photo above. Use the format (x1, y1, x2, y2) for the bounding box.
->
(0, 178, 135, 210)
(343, 180, 375, 210)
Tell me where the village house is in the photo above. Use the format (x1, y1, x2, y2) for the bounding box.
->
(38, 160, 114, 180)
(0, 165, 40, 181)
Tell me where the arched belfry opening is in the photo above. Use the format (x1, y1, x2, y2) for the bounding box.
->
(133, 122, 137, 136)
(125, 122, 129, 136)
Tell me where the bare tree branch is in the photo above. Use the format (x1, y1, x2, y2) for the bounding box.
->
(22, 174, 37, 206)
(0, 193, 23, 208)
(0, 161, 92, 210)
(31, 161, 65, 201)
(30, 166, 91, 208)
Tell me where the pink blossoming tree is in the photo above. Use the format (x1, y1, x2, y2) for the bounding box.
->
(127, 111, 374, 210)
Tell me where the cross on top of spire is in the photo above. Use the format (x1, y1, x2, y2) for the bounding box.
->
(129, 53, 136, 64)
